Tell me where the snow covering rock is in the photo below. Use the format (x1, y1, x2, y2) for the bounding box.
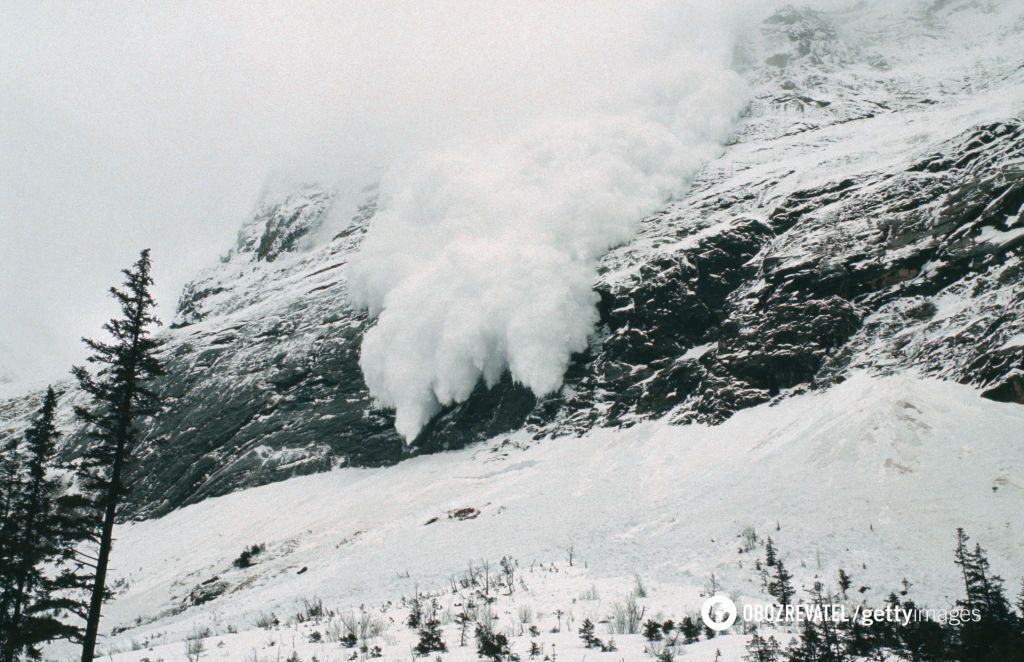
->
(1, 1, 1022, 520)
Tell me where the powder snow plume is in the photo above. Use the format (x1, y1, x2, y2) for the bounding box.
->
(348, 3, 755, 440)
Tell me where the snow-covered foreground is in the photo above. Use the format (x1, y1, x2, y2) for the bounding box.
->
(58, 375, 1023, 660)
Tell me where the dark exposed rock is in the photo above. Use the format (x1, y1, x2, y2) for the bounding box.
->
(185, 579, 228, 607)
(981, 371, 1024, 405)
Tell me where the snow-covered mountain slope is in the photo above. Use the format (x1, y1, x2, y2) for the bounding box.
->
(50, 375, 1024, 660)
(1, 1, 1023, 521)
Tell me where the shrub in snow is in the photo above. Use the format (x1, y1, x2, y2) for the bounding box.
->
(679, 616, 701, 643)
(740, 526, 759, 553)
(454, 608, 474, 647)
(475, 623, 519, 661)
(414, 615, 447, 656)
(298, 596, 325, 623)
(184, 627, 206, 662)
(633, 573, 648, 598)
(643, 619, 664, 642)
(254, 612, 278, 630)
(407, 592, 424, 629)
(607, 593, 645, 634)
(333, 608, 387, 648)
(838, 568, 852, 600)
(232, 543, 266, 569)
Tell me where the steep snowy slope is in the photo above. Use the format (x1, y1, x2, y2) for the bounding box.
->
(1, 1, 1022, 520)
(53, 375, 1024, 659)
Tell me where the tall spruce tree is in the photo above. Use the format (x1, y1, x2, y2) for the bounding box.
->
(1017, 578, 1024, 633)
(768, 559, 795, 607)
(954, 528, 975, 609)
(953, 528, 1021, 660)
(0, 435, 23, 606)
(744, 633, 782, 662)
(73, 249, 163, 662)
(764, 537, 777, 568)
(0, 431, 24, 647)
(0, 388, 91, 662)
(0, 436, 22, 528)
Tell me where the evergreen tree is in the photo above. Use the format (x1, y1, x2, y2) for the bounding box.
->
(0, 388, 92, 662)
(0, 436, 22, 535)
(679, 615, 701, 643)
(837, 608, 873, 659)
(1, 389, 60, 661)
(73, 250, 164, 662)
(643, 619, 664, 642)
(475, 623, 518, 661)
(837, 569, 851, 601)
(0, 436, 24, 628)
(952, 528, 1021, 661)
(874, 592, 903, 654)
(414, 615, 446, 656)
(768, 560, 795, 606)
(1017, 578, 1024, 635)
(894, 597, 948, 662)
(406, 592, 423, 629)
(953, 528, 974, 609)
(953, 530, 1010, 619)
(744, 633, 781, 662)
(806, 581, 841, 662)
(786, 620, 824, 662)
(967, 543, 1010, 620)
(578, 618, 599, 648)
(765, 537, 777, 567)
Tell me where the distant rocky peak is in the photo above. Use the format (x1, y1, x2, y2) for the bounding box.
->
(759, 5, 854, 70)
(230, 184, 336, 263)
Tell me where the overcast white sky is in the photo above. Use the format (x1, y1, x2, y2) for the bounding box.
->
(0, 0, 775, 390)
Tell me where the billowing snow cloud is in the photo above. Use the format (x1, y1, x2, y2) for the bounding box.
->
(3, 0, 761, 426)
(348, 4, 752, 440)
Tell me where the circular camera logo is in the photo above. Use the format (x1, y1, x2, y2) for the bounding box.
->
(701, 594, 737, 631)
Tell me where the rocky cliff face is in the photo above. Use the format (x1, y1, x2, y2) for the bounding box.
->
(2, 1, 1022, 519)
